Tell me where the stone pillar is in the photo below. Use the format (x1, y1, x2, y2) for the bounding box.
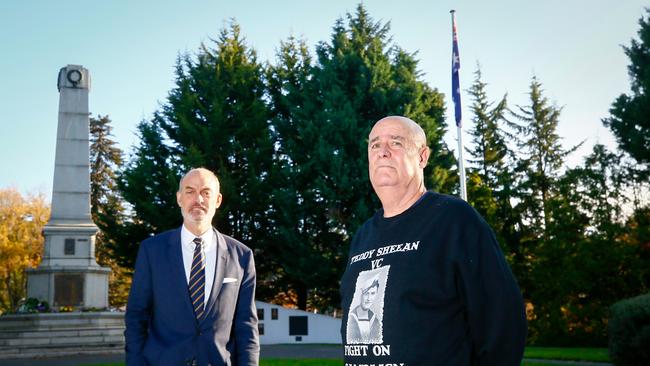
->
(27, 65, 111, 309)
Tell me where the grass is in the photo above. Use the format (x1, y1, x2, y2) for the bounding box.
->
(524, 346, 610, 362)
(261, 360, 340, 366)
(81, 347, 611, 366)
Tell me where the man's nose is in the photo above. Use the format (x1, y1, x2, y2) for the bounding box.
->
(378, 145, 390, 158)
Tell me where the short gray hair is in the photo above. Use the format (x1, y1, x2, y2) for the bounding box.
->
(177, 167, 220, 192)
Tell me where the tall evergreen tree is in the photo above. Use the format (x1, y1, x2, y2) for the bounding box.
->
(89, 115, 131, 306)
(466, 67, 509, 189)
(111, 118, 181, 269)
(511, 77, 580, 240)
(267, 4, 454, 310)
(158, 22, 275, 278)
(603, 8, 650, 167)
(464, 67, 527, 295)
(112, 23, 275, 288)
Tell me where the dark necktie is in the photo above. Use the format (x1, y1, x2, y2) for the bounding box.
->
(189, 237, 205, 320)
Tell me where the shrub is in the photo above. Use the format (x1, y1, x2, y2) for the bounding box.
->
(608, 293, 650, 366)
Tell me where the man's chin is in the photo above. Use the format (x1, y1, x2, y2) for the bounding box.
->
(371, 179, 398, 188)
(185, 213, 207, 223)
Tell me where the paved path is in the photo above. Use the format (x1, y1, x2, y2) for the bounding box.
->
(1, 346, 612, 366)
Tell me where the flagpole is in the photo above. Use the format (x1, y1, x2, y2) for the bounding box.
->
(450, 9, 467, 201)
(457, 123, 467, 201)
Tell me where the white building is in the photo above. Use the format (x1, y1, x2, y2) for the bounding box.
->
(255, 301, 341, 344)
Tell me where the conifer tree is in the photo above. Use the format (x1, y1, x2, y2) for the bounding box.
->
(603, 9, 650, 167)
(466, 67, 509, 190)
(112, 118, 181, 268)
(465, 67, 526, 289)
(89, 115, 131, 306)
(511, 77, 580, 240)
(157, 22, 275, 275)
(113, 23, 275, 283)
(267, 4, 453, 310)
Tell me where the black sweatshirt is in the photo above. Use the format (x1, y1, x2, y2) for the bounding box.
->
(340, 191, 527, 366)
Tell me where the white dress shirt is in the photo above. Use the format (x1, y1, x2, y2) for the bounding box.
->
(180, 225, 217, 308)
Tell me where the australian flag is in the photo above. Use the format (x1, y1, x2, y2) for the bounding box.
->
(451, 14, 462, 127)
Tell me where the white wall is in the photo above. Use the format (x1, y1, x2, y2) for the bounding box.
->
(255, 301, 341, 344)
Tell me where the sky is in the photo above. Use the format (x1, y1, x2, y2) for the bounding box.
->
(1, 0, 646, 199)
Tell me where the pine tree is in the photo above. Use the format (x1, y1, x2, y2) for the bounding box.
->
(113, 23, 275, 286)
(89, 115, 131, 306)
(466, 67, 509, 190)
(157, 22, 275, 279)
(267, 4, 453, 310)
(603, 9, 650, 167)
(511, 76, 580, 240)
(112, 117, 181, 269)
(464, 67, 527, 292)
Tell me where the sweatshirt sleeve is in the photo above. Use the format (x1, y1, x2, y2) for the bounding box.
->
(455, 205, 528, 366)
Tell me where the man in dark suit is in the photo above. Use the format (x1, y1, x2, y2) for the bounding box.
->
(125, 167, 259, 366)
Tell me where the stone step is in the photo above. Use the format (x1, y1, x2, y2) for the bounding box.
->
(0, 312, 126, 359)
(0, 314, 124, 331)
(0, 326, 124, 340)
(0, 343, 124, 358)
(0, 333, 124, 347)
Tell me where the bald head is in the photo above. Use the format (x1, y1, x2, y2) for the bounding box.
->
(367, 116, 430, 212)
(178, 168, 220, 193)
(371, 116, 427, 151)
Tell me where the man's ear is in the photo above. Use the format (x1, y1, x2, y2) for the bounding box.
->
(419, 146, 431, 168)
(176, 191, 182, 207)
(215, 193, 223, 209)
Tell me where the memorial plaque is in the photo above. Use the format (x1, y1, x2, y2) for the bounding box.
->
(54, 274, 84, 306)
(64, 238, 75, 255)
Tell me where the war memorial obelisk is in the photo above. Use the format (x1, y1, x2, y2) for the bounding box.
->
(0, 66, 123, 359)
(26, 64, 110, 308)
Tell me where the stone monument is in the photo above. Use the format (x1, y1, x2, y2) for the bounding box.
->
(26, 64, 111, 309)
(0, 65, 123, 359)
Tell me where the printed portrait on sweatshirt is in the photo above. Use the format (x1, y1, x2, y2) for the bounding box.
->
(346, 266, 390, 344)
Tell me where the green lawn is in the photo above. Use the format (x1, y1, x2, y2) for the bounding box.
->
(524, 346, 610, 362)
(81, 347, 611, 366)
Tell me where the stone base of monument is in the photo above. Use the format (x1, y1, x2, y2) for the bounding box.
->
(0, 312, 124, 358)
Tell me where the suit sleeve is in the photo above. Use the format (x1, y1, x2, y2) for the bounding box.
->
(456, 208, 527, 366)
(124, 241, 153, 366)
(234, 249, 260, 365)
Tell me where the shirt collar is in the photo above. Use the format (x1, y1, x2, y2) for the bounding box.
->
(181, 224, 215, 251)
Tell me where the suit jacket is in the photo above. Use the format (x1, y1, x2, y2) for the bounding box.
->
(125, 227, 259, 366)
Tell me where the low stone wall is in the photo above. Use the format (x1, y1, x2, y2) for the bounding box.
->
(0, 312, 124, 358)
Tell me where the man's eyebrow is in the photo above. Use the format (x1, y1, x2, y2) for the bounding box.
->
(368, 135, 406, 144)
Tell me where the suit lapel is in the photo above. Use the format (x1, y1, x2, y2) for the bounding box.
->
(167, 227, 196, 320)
(203, 229, 228, 321)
